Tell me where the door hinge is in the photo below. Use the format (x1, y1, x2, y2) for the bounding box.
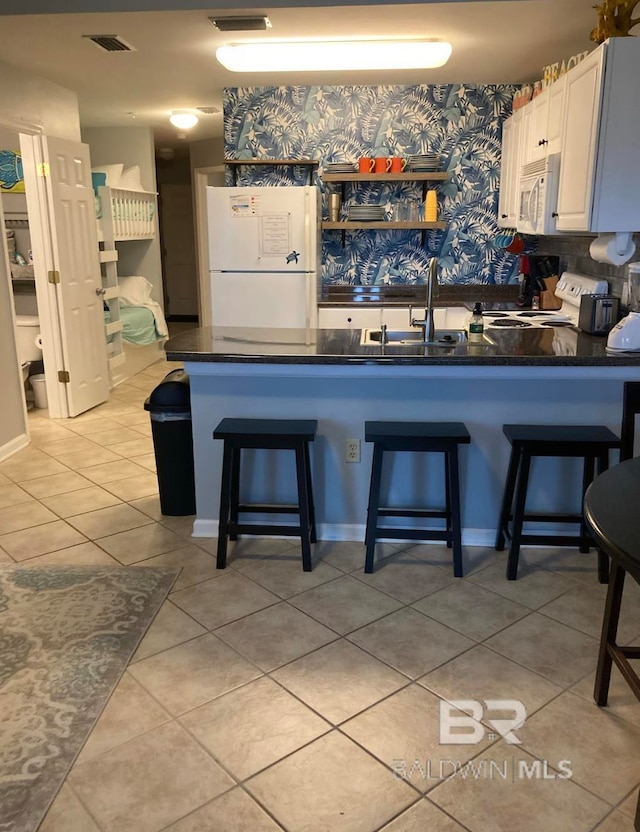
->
(37, 162, 50, 178)
(48, 270, 60, 284)
(58, 371, 70, 384)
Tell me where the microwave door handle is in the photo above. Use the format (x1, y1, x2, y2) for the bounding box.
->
(530, 179, 540, 230)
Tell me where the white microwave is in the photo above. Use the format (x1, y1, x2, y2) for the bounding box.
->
(517, 153, 561, 236)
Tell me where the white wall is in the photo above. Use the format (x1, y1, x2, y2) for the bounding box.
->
(189, 137, 224, 174)
(82, 126, 164, 306)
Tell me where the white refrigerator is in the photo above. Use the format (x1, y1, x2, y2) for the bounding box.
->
(207, 185, 320, 328)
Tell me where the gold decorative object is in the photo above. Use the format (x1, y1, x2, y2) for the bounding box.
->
(591, 1, 640, 44)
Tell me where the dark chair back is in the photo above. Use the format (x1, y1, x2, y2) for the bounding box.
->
(621, 382, 640, 461)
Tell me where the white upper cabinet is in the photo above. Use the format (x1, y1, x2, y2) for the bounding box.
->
(521, 77, 566, 165)
(546, 75, 566, 156)
(497, 110, 523, 228)
(556, 37, 640, 233)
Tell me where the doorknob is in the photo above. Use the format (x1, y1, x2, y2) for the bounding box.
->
(95, 287, 107, 296)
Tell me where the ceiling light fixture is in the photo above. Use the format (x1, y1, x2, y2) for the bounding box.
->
(215, 39, 452, 73)
(169, 110, 199, 129)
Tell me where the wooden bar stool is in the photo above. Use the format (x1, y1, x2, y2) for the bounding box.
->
(214, 418, 317, 571)
(495, 424, 619, 581)
(364, 421, 471, 576)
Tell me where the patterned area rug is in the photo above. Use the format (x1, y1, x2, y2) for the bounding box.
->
(0, 565, 179, 832)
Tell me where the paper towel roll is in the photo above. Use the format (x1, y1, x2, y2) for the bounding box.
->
(590, 233, 636, 266)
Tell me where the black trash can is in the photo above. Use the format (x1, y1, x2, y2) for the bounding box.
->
(144, 369, 196, 516)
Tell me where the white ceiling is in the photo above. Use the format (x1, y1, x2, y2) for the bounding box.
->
(0, 1, 598, 147)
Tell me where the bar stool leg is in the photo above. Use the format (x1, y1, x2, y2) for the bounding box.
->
(506, 450, 531, 580)
(596, 451, 610, 585)
(229, 447, 241, 542)
(295, 445, 313, 572)
(303, 441, 317, 544)
(216, 442, 234, 569)
(444, 450, 452, 549)
(447, 445, 464, 578)
(364, 444, 384, 574)
(594, 560, 626, 706)
(496, 445, 522, 551)
(580, 456, 595, 554)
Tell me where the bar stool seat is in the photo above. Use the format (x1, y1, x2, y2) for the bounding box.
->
(364, 421, 471, 576)
(495, 424, 620, 581)
(214, 418, 317, 571)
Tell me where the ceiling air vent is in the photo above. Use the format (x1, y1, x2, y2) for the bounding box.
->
(83, 35, 136, 52)
(209, 16, 271, 32)
(196, 106, 220, 115)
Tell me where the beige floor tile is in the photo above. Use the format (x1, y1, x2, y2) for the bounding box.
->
(379, 799, 467, 831)
(485, 613, 599, 687)
(67, 504, 154, 539)
(129, 633, 262, 715)
(348, 608, 474, 679)
(0, 548, 13, 563)
(419, 644, 562, 718)
(134, 545, 215, 591)
(95, 522, 186, 564)
(76, 672, 171, 765)
(469, 559, 577, 610)
(91, 401, 140, 421)
(101, 473, 159, 501)
(272, 639, 407, 724)
(132, 600, 207, 662)
(19, 470, 93, 499)
(55, 446, 124, 470)
(0, 453, 69, 482)
(0, 483, 33, 509)
(355, 553, 454, 604)
(64, 417, 129, 436)
(171, 571, 280, 630)
(129, 494, 164, 520)
(163, 789, 282, 832)
(133, 422, 152, 437)
(70, 721, 234, 832)
(131, 452, 156, 471)
(215, 602, 337, 672)
(109, 438, 154, 458)
(0, 520, 87, 561)
(181, 676, 330, 780)
(246, 731, 417, 832)
(593, 812, 636, 831)
(289, 574, 403, 634)
(409, 544, 501, 577)
(231, 551, 343, 599)
(618, 788, 639, 819)
(539, 581, 640, 643)
(38, 783, 101, 832)
(38, 436, 100, 459)
(429, 742, 609, 832)
(0, 471, 11, 486)
(86, 427, 147, 446)
(519, 546, 603, 584)
(0, 500, 58, 534)
(313, 540, 399, 573)
(161, 515, 198, 538)
(198, 535, 293, 558)
(342, 684, 494, 792)
(79, 459, 148, 484)
(23, 541, 121, 568)
(412, 581, 531, 641)
(519, 691, 640, 804)
(28, 423, 78, 445)
(41, 485, 122, 518)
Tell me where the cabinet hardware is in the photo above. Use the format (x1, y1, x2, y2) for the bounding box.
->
(552, 212, 559, 218)
(501, 213, 508, 219)
(538, 139, 549, 146)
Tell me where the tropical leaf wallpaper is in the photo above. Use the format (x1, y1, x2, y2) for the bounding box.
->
(224, 84, 519, 286)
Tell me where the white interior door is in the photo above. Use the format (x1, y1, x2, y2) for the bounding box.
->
(43, 137, 109, 416)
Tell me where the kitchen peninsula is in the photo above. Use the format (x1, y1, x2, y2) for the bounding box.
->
(167, 325, 640, 548)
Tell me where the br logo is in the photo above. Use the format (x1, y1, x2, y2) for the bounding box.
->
(440, 700, 527, 745)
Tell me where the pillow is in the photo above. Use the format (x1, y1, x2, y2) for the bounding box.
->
(119, 165, 144, 191)
(91, 164, 123, 188)
(118, 275, 153, 306)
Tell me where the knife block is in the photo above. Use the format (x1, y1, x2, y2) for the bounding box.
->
(540, 276, 562, 310)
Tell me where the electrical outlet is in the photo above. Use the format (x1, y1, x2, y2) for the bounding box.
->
(345, 438, 360, 463)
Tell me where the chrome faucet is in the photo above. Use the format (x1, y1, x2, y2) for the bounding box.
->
(410, 257, 439, 342)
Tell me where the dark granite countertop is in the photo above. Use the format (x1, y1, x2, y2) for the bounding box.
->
(166, 325, 640, 366)
(318, 284, 520, 307)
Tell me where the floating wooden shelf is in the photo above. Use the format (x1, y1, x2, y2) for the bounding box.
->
(323, 221, 446, 230)
(322, 172, 448, 183)
(224, 159, 319, 167)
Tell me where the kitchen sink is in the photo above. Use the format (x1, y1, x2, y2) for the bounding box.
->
(361, 328, 477, 347)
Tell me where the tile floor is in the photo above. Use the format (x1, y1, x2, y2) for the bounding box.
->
(2, 358, 640, 832)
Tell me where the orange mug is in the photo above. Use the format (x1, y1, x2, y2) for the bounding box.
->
(358, 157, 375, 173)
(389, 157, 407, 173)
(374, 157, 391, 173)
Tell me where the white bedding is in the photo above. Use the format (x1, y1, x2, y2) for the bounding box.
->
(118, 275, 168, 337)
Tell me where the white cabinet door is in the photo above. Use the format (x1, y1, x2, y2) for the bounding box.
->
(556, 48, 605, 231)
(498, 111, 523, 228)
(546, 75, 566, 155)
(318, 307, 382, 329)
(525, 91, 550, 164)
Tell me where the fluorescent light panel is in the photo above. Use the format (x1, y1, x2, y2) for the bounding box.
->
(216, 40, 452, 72)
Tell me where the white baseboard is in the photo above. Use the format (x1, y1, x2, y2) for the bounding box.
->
(0, 432, 29, 463)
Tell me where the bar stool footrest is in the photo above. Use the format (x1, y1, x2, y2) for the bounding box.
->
(230, 523, 304, 537)
(375, 527, 450, 542)
(378, 507, 447, 519)
(237, 503, 300, 515)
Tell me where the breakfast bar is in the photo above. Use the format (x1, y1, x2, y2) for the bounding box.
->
(166, 324, 640, 546)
